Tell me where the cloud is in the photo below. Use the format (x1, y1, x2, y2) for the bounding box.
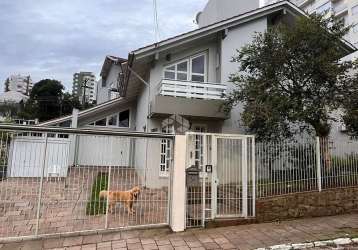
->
(0, 0, 207, 91)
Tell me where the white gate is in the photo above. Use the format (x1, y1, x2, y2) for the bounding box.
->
(186, 133, 255, 228)
(8, 134, 70, 177)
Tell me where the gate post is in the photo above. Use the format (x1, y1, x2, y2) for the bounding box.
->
(316, 137, 322, 192)
(170, 135, 186, 232)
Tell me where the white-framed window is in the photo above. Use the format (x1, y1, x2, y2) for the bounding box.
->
(160, 125, 173, 177)
(88, 109, 130, 128)
(163, 52, 207, 83)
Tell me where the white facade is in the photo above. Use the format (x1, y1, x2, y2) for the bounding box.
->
(264, 0, 358, 54)
(5, 74, 33, 96)
(196, 0, 260, 27)
(72, 72, 97, 104)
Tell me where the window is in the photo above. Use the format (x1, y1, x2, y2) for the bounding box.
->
(163, 53, 207, 83)
(118, 110, 130, 128)
(160, 125, 173, 177)
(191, 54, 205, 82)
(87, 109, 130, 128)
(164, 60, 189, 81)
(107, 114, 118, 126)
(353, 5, 358, 15)
(95, 118, 106, 126)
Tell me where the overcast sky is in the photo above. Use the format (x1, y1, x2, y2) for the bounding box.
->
(0, 0, 207, 92)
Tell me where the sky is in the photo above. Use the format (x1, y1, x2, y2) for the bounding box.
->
(0, 0, 207, 92)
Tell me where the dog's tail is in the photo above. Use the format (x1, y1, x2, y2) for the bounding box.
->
(99, 190, 108, 199)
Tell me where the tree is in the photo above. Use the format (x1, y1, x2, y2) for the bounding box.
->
(226, 13, 355, 143)
(342, 73, 358, 136)
(61, 92, 81, 116)
(28, 79, 64, 121)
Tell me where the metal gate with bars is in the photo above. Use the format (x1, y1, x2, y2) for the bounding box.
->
(185, 133, 255, 228)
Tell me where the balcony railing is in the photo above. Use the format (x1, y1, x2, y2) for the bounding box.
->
(158, 79, 227, 100)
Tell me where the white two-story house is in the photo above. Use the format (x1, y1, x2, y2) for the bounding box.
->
(41, 0, 355, 178)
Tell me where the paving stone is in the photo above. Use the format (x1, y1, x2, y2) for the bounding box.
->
(142, 243, 158, 250)
(127, 243, 144, 250)
(97, 241, 112, 248)
(158, 245, 174, 250)
(141, 239, 156, 245)
(202, 242, 221, 249)
(156, 239, 171, 246)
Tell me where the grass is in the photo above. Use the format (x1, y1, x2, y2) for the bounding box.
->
(86, 172, 109, 215)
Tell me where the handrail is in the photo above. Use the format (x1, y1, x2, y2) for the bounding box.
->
(0, 124, 175, 139)
(158, 79, 227, 100)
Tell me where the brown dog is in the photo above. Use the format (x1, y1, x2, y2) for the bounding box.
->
(99, 186, 140, 214)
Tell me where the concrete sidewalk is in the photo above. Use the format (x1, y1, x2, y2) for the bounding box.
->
(1, 214, 358, 250)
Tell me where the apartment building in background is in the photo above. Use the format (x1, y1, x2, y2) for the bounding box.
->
(4, 74, 33, 96)
(72, 72, 97, 104)
(264, 0, 358, 57)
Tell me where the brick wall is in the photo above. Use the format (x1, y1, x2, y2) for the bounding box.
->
(256, 187, 358, 222)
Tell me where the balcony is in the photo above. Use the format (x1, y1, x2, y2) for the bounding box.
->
(158, 79, 226, 100)
(150, 79, 229, 120)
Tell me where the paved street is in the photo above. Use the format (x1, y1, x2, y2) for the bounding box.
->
(1, 214, 358, 250)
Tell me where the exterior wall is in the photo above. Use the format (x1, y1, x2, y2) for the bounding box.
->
(256, 187, 358, 222)
(220, 17, 268, 134)
(197, 0, 260, 28)
(145, 41, 220, 133)
(97, 64, 121, 104)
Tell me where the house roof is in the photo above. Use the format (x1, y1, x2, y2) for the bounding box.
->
(0, 91, 29, 103)
(132, 1, 355, 57)
(39, 97, 132, 126)
(100, 55, 127, 79)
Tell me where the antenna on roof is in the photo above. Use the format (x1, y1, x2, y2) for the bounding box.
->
(153, 0, 160, 43)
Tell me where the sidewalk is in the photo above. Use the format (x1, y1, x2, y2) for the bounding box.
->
(1, 214, 358, 250)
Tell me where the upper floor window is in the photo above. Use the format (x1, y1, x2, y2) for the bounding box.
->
(163, 53, 207, 83)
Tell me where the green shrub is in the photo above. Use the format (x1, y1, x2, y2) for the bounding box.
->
(86, 172, 109, 215)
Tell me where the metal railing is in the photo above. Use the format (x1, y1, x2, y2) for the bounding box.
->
(256, 137, 358, 198)
(0, 125, 174, 240)
(158, 79, 227, 100)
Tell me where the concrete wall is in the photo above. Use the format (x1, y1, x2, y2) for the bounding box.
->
(197, 0, 260, 28)
(220, 17, 268, 134)
(97, 64, 121, 104)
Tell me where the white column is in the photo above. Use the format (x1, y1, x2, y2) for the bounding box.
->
(69, 109, 79, 166)
(170, 135, 187, 232)
(316, 137, 322, 192)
